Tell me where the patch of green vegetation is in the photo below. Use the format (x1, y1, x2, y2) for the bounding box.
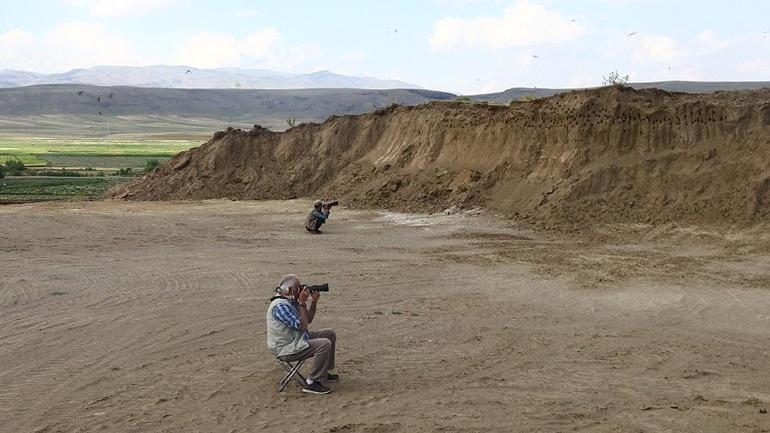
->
(114, 168, 136, 177)
(41, 155, 171, 169)
(31, 169, 86, 177)
(3, 159, 26, 176)
(0, 177, 127, 203)
(0, 138, 194, 201)
(143, 158, 160, 173)
(0, 154, 48, 166)
(0, 138, 196, 162)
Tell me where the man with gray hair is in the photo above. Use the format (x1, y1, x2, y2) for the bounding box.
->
(266, 274, 339, 395)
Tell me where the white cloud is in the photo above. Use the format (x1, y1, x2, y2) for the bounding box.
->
(0, 22, 145, 72)
(0, 29, 33, 46)
(515, 51, 536, 67)
(736, 59, 770, 74)
(606, 30, 734, 69)
(234, 9, 261, 18)
(61, 0, 179, 18)
(694, 30, 730, 55)
(171, 28, 330, 73)
(172, 29, 281, 69)
(569, 74, 595, 88)
(0, 29, 35, 71)
(433, 0, 505, 6)
(48, 22, 143, 66)
(633, 36, 687, 63)
(171, 31, 250, 69)
(0, 21, 349, 75)
(430, 1, 587, 51)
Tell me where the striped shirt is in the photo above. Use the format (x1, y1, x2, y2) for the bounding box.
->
(272, 302, 309, 340)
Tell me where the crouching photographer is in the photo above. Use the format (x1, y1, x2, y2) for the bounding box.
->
(266, 274, 339, 395)
(305, 199, 338, 233)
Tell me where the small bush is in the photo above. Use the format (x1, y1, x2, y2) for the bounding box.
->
(455, 95, 472, 103)
(4, 159, 26, 176)
(602, 70, 630, 87)
(144, 159, 160, 173)
(286, 117, 297, 128)
(114, 168, 134, 177)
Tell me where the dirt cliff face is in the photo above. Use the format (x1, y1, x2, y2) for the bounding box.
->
(109, 86, 770, 226)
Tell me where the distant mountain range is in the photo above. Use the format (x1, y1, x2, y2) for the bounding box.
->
(0, 66, 421, 90)
(473, 81, 770, 102)
(2, 66, 768, 97)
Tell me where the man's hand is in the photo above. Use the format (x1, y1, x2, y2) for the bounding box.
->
(297, 287, 310, 305)
(296, 287, 311, 331)
(310, 290, 320, 304)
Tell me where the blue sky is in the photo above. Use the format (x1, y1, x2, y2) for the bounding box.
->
(1, 0, 769, 93)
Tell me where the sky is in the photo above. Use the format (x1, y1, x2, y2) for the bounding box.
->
(1, 0, 769, 93)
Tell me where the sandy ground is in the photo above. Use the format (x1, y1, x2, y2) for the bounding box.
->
(1, 200, 769, 433)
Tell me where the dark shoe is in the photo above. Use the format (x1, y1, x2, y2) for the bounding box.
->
(326, 373, 339, 381)
(302, 381, 331, 395)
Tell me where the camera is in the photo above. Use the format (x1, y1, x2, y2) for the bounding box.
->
(301, 283, 330, 293)
(323, 200, 339, 208)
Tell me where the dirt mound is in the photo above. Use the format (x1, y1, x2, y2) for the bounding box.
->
(109, 86, 770, 227)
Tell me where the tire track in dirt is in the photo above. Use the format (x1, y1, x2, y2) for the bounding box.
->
(2, 201, 769, 433)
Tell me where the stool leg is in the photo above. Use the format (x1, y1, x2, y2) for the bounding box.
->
(293, 370, 307, 387)
(277, 359, 306, 392)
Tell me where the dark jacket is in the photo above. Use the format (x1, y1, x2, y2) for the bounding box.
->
(305, 209, 329, 230)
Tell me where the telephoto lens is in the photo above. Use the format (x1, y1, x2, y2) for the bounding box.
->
(303, 283, 329, 292)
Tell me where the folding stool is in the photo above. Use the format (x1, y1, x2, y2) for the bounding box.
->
(275, 347, 313, 392)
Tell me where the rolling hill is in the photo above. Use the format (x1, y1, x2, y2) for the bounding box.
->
(472, 81, 770, 103)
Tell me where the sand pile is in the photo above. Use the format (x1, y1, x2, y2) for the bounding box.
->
(109, 86, 770, 226)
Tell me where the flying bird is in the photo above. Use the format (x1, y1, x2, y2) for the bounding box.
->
(532, 55, 539, 59)
(627, 31, 638, 37)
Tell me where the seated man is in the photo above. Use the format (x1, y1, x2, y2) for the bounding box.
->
(266, 274, 339, 395)
(304, 200, 330, 233)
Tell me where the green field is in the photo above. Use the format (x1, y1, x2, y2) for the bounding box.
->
(36, 155, 173, 169)
(0, 137, 201, 202)
(0, 177, 129, 203)
(0, 138, 199, 168)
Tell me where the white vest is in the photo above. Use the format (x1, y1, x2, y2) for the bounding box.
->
(266, 298, 309, 357)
